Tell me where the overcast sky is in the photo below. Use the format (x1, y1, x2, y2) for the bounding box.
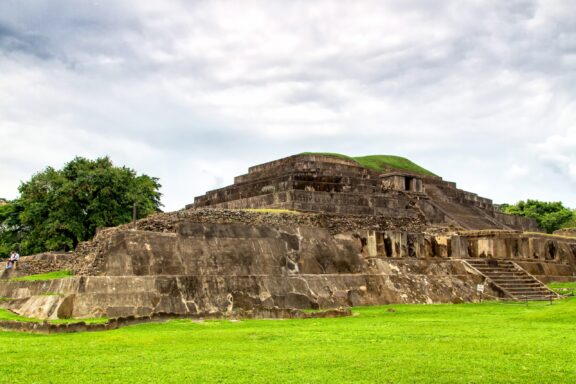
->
(1, 0, 575, 211)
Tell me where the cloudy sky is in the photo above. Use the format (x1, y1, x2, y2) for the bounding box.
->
(1, 0, 575, 211)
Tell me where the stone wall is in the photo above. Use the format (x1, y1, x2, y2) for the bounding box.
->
(0, 260, 492, 319)
(451, 231, 576, 264)
(2, 220, 574, 320)
(360, 229, 575, 270)
(98, 223, 364, 277)
(68, 208, 426, 276)
(85, 222, 574, 279)
(108, 208, 427, 235)
(554, 228, 576, 238)
(494, 212, 540, 232)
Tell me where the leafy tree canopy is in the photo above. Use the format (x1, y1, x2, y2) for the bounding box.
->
(501, 199, 575, 233)
(0, 157, 162, 256)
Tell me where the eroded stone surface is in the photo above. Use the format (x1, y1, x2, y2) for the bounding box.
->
(1, 221, 574, 319)
(554, 228, 576, 238)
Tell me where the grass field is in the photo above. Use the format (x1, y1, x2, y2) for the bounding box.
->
(1, 299, 575, 383)
(548, 281, 576, 289)
(10, 270, 73, 282)
(548, 281, 576, 296)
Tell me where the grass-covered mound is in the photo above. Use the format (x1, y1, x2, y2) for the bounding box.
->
(300, 152, 437, 176)
(1, 299, 575, 383)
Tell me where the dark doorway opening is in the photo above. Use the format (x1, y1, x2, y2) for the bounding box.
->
(404, 177, 413, 191)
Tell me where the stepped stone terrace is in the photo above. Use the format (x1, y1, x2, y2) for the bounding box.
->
(190, 153, 537, 231)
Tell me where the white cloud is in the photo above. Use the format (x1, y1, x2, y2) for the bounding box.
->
(0, 0, 575, 209)
(533, 129, 576, 180)
(507, 164, 530, 178)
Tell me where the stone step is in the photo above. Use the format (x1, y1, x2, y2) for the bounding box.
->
(486, 273, 531, 278)
(505, 288, 550, 294)
(469, 268, 519, 273)
(468, 261, 529, 269)
(493, 281, 540, 287)
(504, 288, 551, 294)
(489, 275, 535, 280)
(501, 280, 544, 285)
(481, 271, 526, 279)
(503, 284, 548, 289)
(472, 268, 518, 272)
(465, 259, 557, 300)
(466, 259, 514, 264)
(495, 279, 540, 284)
(471, 267, 519, 271)
(497, 283, 543, 288)
(468, 262, 516, 266)
(498, 281, 542, 287)
(488, 277, 533, 281)
(489, 278, 536, 283)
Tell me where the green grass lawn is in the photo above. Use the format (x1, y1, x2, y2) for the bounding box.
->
(548, 282, 576, 289)
(548, 281, 576, 296)
(10, 269, 73, 282)
(1, 299, 575, 383)
(0, 308, 37, 322)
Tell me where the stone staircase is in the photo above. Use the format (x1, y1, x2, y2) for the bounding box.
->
(465, 259, 558, 301)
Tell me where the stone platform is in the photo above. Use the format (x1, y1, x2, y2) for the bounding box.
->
(1, 220, 574, 319)
(190, 154, 537, 231)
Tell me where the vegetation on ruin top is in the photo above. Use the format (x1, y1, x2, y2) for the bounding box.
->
(501, 200, 575, 233)
(241, 208, 301, 214)
(300, 152, 437, 176)
(10, 270, 73, 282)
(1, 298, 575, 383)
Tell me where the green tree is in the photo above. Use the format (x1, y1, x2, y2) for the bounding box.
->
(0, 157, 162, 256)
(0, 200, 24, 257)
(502, 200, 574, 233)
(562, 210, 576, 229)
